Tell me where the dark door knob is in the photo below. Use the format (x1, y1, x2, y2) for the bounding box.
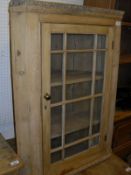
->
(44, 93, 51, 100)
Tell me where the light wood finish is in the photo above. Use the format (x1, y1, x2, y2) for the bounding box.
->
(10, 1, 123, 175)
(9, 1, 123, 20)
(42, 24, 51, 175)
(51, 71, 103, 87)
(42, 23, 111, 175)
(99, 27, 114, 151)
(84, 0, 116, 9)
(51, 93, 103, 108)
(10, 12, 43, 175)
(106, 21, 122, 150)
(39, 14, 117, 26)
(51, 148, 111, 175)
(51, 49, 107, 54)
(79, 154, 130, 175)
(61, 33, 67, 160)
(0, 133, 23, 175)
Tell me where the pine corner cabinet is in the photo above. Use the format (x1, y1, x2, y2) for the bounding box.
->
(9, 1, 124, 175)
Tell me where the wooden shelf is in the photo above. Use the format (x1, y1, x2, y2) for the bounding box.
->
(51, 111, 99, 138)
(120, 54, 131, 64)
(51, 49, 107, 53)
(51, 71, 103, 87)
(115, 110, 131, 122)
(122, 22, 131, 27)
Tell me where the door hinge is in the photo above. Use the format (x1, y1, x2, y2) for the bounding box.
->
(112, 41, 114, 50)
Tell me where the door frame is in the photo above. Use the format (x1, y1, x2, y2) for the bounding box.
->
(41, 23, 114, 175)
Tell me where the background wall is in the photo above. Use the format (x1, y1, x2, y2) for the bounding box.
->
(0, 0, 83, 139)
(0, 0, 14, 139)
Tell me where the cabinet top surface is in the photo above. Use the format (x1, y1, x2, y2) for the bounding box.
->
(9, 0, 124, 20)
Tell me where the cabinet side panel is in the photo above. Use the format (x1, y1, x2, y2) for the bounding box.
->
(107, 23, 121, 149)
(10, 12, 43, 175)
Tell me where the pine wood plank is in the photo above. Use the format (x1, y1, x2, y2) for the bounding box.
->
(42, 24, 51, 174)
(10, 12, 43, 175)
(79, 154, 130, 175)
(89, 35, 97, 142)
(9, 1, 123, 20)
(0, 133, 23, 175)
(10, 2, 124, 175)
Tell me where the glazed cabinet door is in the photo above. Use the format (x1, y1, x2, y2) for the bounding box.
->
(42, 23, 114, 175)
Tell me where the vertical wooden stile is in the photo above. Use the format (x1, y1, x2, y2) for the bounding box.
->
(62, 33, 67, 160)
(89, 34, 98, 146)
(42, 24, 51, 175)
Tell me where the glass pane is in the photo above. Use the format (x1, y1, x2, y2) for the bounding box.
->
(97, 35, 106, 49)
(95, 79, 103, 94)
(51, 151, 62, 163)
(65, 100, 91, 144)
(67, 34, 94, 50)
(65, 140, 89, 158)
(51, 86, 62, 103)
(90, 136, 99, 148)
(65, 129, 89, 145)
(51, 53, 63, 104)
(66, 52, 93, 79)
(51, 53, 63, 84)
(51, 106, 62, 149)
(96, 51, 105, 77)
(51, 34, 63, 50)
(92, 97, 102, 134)
(66, 81, 91, 100)
(95, 51, 105, 95)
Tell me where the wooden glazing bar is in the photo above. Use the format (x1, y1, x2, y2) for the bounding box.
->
(51, 93, 103, 108)
(51, 146, 63, 154)
(51, 49, 107, 54)
(51, 133, 100, 154)
(64, 133, 100, 149)
(61, 33, 67, 160)
(51, 72, 103, 87)
(89, 35, 98, 144)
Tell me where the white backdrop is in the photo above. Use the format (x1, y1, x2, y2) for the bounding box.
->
(0, 0, 83, 139)
(0, 0, 14, 139)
